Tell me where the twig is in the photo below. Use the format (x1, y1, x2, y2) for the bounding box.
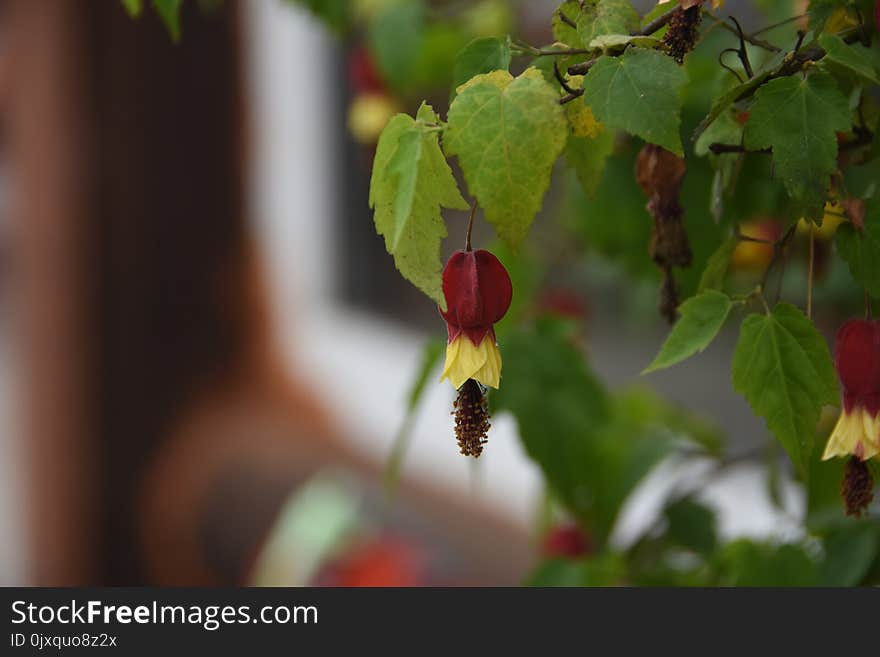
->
(554, 60, 585, 105)
(708, 143, 770, 155)
(558, 8, 577, 30)
(729, 16, 754, 78)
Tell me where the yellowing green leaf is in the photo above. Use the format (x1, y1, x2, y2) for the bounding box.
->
(743, 72, 851, 219)
(445, 68, 567, 249)
(644, 291, 733, 374)
(369, 104, 468, 306)
(581, 48, 688, 155)
(564, 78, 603, 138)
(732, 303, 839, 474)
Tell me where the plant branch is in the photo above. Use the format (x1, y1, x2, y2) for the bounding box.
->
(708, 143, 770, 155)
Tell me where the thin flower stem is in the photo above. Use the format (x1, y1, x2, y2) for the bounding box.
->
(465, 200, 477, 252)
(807, 223, 815, 319)
(866, 289, 873, 320)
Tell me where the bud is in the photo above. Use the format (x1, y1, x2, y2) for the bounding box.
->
(823, 318, 880, 462)
(439, 249, 512, 390)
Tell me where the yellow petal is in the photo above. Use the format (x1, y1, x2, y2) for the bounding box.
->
(473, 338, 502, 389)
(440, 334, 503, 389)
(823, 407, 880, 461)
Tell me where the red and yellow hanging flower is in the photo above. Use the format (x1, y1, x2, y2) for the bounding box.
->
(438, 248, 512, 458)
(824, 319, 880, 462)
(439, 249, 512, 390)
(823, 318, 879, 516)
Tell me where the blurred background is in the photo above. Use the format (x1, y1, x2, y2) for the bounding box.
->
(0, 0, 861, 586)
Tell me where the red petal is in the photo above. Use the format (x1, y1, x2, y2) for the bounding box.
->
(835, 318, 880, 413)
(440, 250, 512, 332)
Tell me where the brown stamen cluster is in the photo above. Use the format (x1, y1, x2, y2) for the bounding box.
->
(452, 379, 490, 458)
(842, 456, 875, 517)
(663, 5, 702, 64)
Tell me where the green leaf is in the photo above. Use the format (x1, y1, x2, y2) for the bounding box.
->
(451, 36, 511, 100)
(564, 128, 615, 198)
(565, 150, 655, 279)
(121, 0, 143, 18)
(644, 291, 733, 374)
(697, 236, 737, 292)
(581, 48, 688, 155)
(445, 69, 567, 249)
(576, 0, 640, 46)
(808, 0, 850, 33)
(743, 72, 851, 218)
(152, 0, 182, 41)
(493, 319, 611, 526)
(495, 320, 687, 546)
(715, 540, 820, 586)
(836, 201, 880, 298)
(732, 303, 839, 474)
(525, 554, 624, 587)
(819, 34, 880, 84)
(367, 0, 425, 91)
(664, 498, 717, 555)
(369, 104, 468, 306)
(820, 524, 880, 586)
(693, 71, 773, 142)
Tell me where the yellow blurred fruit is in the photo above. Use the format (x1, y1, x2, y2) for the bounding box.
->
(347, 93, 400, 145)
(731, 219, 781, 271)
